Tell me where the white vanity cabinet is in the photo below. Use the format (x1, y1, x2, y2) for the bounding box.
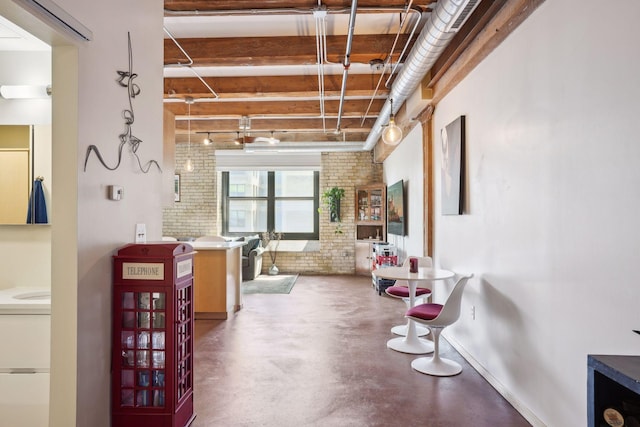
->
(0, 288, 51, 427)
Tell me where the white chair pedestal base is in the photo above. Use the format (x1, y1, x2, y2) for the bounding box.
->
(409, 327, 460, 376)
(386, 319, 434, 354)
(391, 296, 430, 336)
(391, 322, 430, 337)
(387, 336, 433, 354)
(411, 355, 462, 376)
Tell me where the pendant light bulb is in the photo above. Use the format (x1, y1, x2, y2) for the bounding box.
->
(382, 99, 403, 146)
(268, 131, 278, 144)
(184, 158, 195, 172)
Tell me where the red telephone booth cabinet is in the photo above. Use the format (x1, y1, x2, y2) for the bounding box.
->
(112, 243, 196, 427)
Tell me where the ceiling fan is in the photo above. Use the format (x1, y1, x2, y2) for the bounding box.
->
(233, 117, 279, 145)
(234, 133, 280, 145)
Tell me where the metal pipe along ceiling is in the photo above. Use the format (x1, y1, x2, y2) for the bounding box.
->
(363, 0, 472, 151)
(335, 0, 358, 133)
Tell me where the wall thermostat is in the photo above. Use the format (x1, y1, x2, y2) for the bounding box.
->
(108, 185, 123, 201)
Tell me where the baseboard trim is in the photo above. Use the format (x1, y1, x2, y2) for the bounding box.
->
(443, 333, 546, 427)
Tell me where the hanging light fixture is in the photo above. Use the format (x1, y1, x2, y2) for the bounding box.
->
(382, 98, 403, 146)
(184, 97, 195, 172)
(268, 131, 279, 145)
(0, 84, 51, 99)
(203, 132, 212, 145)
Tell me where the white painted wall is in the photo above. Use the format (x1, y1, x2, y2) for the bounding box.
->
(383, 124, 424, 262)
(427, 1, 640, 425)
(51, 1, 165, 425)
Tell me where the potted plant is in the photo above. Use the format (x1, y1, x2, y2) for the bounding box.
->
(321, 187, 345, 223)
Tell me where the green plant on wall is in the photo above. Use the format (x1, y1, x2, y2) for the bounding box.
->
(320, 187, 345, 229)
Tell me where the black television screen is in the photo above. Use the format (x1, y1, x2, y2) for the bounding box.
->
(387, 180, 405, 236)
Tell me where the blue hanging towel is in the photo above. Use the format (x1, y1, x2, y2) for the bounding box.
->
(26, 178, 48, 224)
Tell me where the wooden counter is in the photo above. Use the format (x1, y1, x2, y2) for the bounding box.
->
(190, 241, 244, 320)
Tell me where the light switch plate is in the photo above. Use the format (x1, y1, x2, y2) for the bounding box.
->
(135, 223, 146, 243)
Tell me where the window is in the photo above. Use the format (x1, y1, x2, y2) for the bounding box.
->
(222, 171, 319, 239)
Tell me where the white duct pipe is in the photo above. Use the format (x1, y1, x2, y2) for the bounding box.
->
(363, 0, 472, 151)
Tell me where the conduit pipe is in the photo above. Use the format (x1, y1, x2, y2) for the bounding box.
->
(163, 26, 219, 99)
(335, 0, 358, 133)
(363, 0, 472, 151)
(314, 9, 328, 131)
(164, 6, 422, 18)
(361, 0, 420, 126)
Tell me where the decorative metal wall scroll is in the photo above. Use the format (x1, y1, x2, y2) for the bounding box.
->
(83, 32, 161, 173)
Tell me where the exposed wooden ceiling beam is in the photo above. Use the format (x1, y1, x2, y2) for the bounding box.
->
(162, 0, 501, 152)
(164, 34, 411, 67)
(427, 0, 508, 88)
(164, 1, 436, 13)
(431, 0, 546, 105)
(164, 98, 385, 117)
(374, 0, 546, 162)
(174, 131, 370, 144)
(164, 74, 390, 99)
(173, 117, 378, 132)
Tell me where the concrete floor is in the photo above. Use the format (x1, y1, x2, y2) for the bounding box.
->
(191, 275, 531, 427)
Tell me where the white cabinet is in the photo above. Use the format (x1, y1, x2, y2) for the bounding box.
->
(0, 373, 49, 427)
(355, 241, 374, 275)
(0, 314, 50, 368)
(0, 288, 51, 427)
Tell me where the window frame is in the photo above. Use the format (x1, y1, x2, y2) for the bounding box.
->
(221, 170, 320, 240)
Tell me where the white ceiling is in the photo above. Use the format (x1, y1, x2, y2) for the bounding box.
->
(0, 14, 50, 52)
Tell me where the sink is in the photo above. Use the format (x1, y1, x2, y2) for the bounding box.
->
(12, 290, 51, 301)
(0, 288, 51, 314)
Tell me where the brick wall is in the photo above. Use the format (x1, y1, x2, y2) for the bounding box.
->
(163, 147, 382, 274)
(162, 143, 219, 239)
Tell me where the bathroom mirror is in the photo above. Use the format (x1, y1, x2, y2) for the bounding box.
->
(0, 125, 51, 224)
(0, 14, 53, 225)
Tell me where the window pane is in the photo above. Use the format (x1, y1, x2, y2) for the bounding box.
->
(229, 171, 267, 197)
(228, 200, 267, 232)
(275, 171, 314, 197)
(275, 200, 314, 232)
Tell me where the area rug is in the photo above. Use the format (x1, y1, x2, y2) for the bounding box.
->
(241, 274, 298, 294)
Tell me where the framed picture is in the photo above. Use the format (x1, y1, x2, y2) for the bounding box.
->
(387, 180, 405, 236)
(441, 115, 465, 215)
(174, 174, 181, 202)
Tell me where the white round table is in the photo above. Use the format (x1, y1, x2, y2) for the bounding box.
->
(375, 266, 455, 354)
